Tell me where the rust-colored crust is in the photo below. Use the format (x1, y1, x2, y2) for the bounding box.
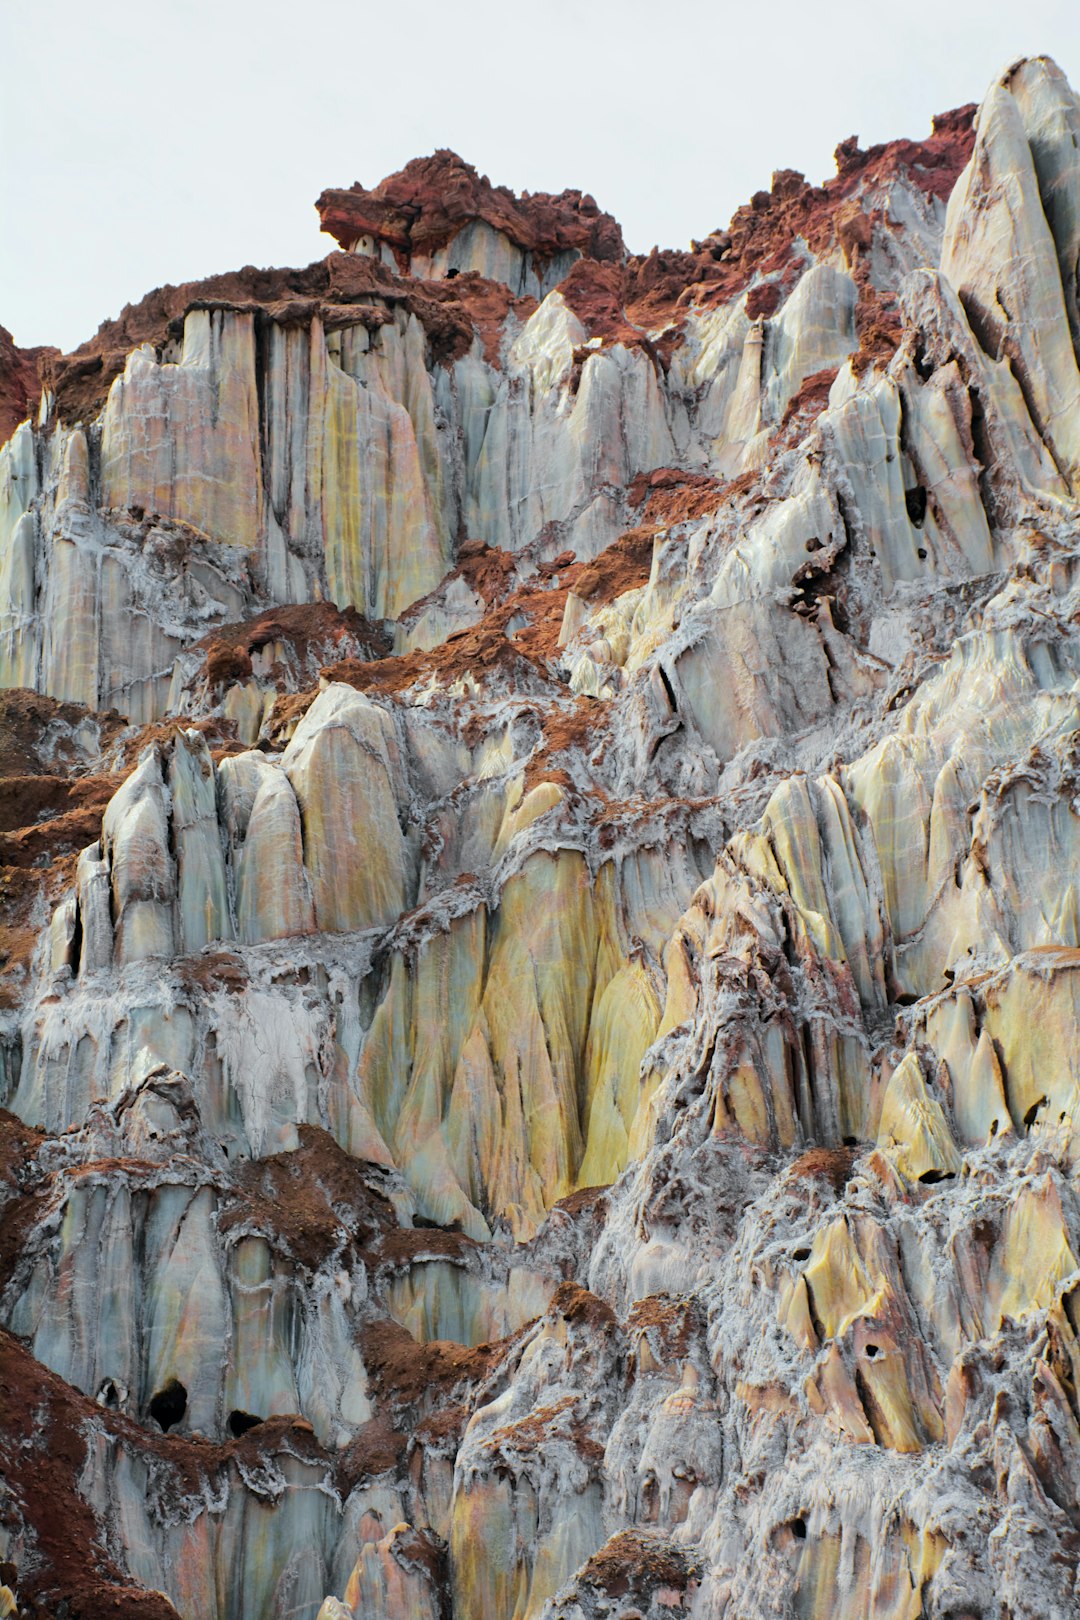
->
(316, 149, 625, 268)
(0, 325, 56, 448)
(37, 254, 535, 428)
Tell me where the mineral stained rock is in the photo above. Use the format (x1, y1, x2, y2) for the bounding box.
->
(2, 49, 1080, 1620)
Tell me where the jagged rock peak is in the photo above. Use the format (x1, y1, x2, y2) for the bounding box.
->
(4, 50, 1080, 1620)
(316, 148, 626, 284)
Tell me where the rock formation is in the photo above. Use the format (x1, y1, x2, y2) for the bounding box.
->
(2, 50, 1080, 1620)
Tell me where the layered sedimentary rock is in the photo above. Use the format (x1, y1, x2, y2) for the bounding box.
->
(2, 50, 1080, 1620)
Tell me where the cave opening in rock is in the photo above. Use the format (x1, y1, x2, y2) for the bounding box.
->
(148, 1379, 187, 1432)
(905, 486, 927, 527)
(790, 1516, 807, 1540)
(228, 1409, 263, 1437)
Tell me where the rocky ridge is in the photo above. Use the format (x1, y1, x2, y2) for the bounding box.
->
(1, 51, 1080, 1620)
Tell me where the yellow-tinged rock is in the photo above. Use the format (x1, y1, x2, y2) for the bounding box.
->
(342, 1523, 440, 1620)
(494, 779, 564, 858)
(987, 1176, 1078, 1329)
(806, 1341, 875, 1445)
(777, 1273, 819, 1352)
(852, 1320, 943, 1453)
(800, 1218, 885, 1341)
(876, 1052, 961, 1182)
(577, 961, 661, 1186)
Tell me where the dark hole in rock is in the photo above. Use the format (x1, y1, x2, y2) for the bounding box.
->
(917, 547, 928, 560)
(918, 1169, 955, 1185)
(842, 1135, 858, 1147)
(905, 486, 927, 527)
(805, 536, 823, 552)
(445, 267, 460, 279)
(894, 992, 918, 1006)
(657, 662, 679, 716)
(1024, 1096, 1047, 1129)
(96, 1377, 120, 1408)
(149, 1378, 187, 1432)
(791, 1516, 807, 1540)
(913, 342, 934, 382)
(865, 1343, 880, 1359)
(793, 1247, 811, 1262)
(228, 1409, 263, 1438)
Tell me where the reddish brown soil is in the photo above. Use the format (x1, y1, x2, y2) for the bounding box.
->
(0, 1325, 352, 1618)
(220, 1125, 399, 1272)
(336, 1414, 408, 1491)
(0, 1330, 182, 1618)
(550, 1280, 618, 1334)
(627, 1293, 704, 1361)
(0, 1110, 48, 1293)
(558, 260, 679, 372)
(0, 774, 118, 867)
(628, 468, 729, 529)
(0, 326, 56, 449)
(621, 103, 976, 333)
(395, 539, 519, 640)
(521, 697, 612, 794)
(0, 698, 240, 1009)
(550, 1184, 611, 1219)
(316, 150, 625, 270)
(578, 1528, 700, 1602)
(371, 1226, 480, 1268)
(41, 252, 536, 426)
(0, 689, 123, 778)
(195, 601, 392, 692)
(778, 367, 841, 434)
(359, 1318, 510, 1413)
(787, 1145, 858, 1190)
(323, 553, 575, 698)
(326, 516, 668, 710)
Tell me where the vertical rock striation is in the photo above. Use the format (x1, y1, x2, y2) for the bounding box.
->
(2, 52, 1080, 1620)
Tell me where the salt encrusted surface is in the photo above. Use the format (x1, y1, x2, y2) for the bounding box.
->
(1, 52, 1080, 1620)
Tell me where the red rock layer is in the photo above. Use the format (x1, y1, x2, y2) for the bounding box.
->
(316, 149, 625, 268)
(622, 104, 978, 327)
(34, 254, 534, 430)
(0, 326, 55, 444)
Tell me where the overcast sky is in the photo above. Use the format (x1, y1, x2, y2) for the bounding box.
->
(3, 0, 1078, 353)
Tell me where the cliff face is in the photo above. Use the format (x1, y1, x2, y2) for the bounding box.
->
(1, 51, 1080, 1620)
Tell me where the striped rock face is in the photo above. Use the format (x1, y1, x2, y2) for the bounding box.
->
(2, 52, 1080, 1620)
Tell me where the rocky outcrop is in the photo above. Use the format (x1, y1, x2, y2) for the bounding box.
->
(316, 149, 625, 294)
(2, 51, 1080, 1620)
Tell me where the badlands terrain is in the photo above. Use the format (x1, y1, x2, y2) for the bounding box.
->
(1, 51, 1080, 1620)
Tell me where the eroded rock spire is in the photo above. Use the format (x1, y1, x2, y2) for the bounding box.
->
(2, 52, 1080, 1620)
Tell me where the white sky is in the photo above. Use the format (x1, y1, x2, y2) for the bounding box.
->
(3, 0, 1078, 353)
